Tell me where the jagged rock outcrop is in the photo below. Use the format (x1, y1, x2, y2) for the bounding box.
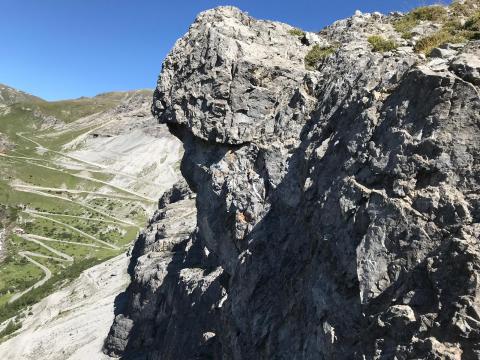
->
(105, 180, 223, 358)
(106, 6, 480, 359)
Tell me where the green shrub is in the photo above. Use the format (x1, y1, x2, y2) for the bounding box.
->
(304, 45, 336, 69)
(442, 11, 480, 38)
(368, 35, 398, 52)
(465, 11, 480, 31)
(451, 1, 470, 16)
(442, 18, 464, 33)
(288, 28, 305, 37)
(411, 5, 448, 21)
(393, 17, 417, 39)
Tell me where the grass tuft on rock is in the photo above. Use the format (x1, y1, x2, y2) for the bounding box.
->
(413, 10, 480, 55)
(304, 45, 336, 69)
(450, 0, 480, 16)
(368, 36, 398, 53)
(0, 320, 21, 340)
(393, 5, 448, 39)
(414, 31, 466, 54)
(288, 28, 305, 37)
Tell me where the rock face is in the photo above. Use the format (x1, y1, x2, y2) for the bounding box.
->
(104, 179, 217, 358)
(106, 6, 480, 359)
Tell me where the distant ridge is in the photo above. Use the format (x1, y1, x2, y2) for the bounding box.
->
(0, 83, 45, 105)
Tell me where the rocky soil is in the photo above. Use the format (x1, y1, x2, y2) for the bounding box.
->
(103, 5, 480, 360)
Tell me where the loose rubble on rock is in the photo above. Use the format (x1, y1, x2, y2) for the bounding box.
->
(106, 3, 480, 359)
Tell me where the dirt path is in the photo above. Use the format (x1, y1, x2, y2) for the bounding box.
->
(13, 184, 145, 202)
(6, 150, 162, 188)
(26, 210, 124, 225)
(7, 231, 77, 304)
(23, 159, 156, 202)
(16, 133, 162, 187)
(16, 132, 108, 170)
(1, 130, 145, 306)
(26, 234, 112, 250)
(1, 152, 157, 202)
(0, 254, 129, 360)
(8, 252, 53, 304)
(7, 227, 117, 304)
(0, 229, 5, 260)
(22, 235, 73, 262)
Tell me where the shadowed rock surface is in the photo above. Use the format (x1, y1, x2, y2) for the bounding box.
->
(106, 6, 480, 359)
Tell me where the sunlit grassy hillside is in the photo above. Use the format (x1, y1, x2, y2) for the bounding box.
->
(0, 85, 156, 338)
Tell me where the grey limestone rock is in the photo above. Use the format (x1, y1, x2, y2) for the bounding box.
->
(450, 41, 480, 86)
(430, 46, 458, 60)
(106, 6, 480, 359)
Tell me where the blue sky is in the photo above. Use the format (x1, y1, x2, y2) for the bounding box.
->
(0, 0, 444, 100)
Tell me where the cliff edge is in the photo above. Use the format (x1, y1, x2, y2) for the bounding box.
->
(106, 5, 480, 359)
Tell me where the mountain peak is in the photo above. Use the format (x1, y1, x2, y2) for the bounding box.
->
(0, 83, 44, 105)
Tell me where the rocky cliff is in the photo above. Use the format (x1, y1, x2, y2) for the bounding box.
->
(106, 4, 480, 359)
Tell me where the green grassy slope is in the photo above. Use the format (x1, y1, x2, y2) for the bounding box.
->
(0, 85, 152, 331)
(0, 84, 45, 106)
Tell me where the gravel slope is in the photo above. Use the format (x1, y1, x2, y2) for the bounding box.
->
(0, 254, 129, 359)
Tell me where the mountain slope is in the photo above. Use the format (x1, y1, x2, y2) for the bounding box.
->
(105, 3, 480, 360)
(0, 85, 182, 348)
(0, 84, 44, 106)
(0, 254, 129, 360)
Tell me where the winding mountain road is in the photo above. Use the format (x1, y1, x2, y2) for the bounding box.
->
(1, 152, 157, 203)
(26, 210, 125, 225)
(1, 128, 149, 306)
(8, 252, 53, 304)
(28, 212, 120, 250)
(13, 184, 145, 202)
(14, 187, 139, 227)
